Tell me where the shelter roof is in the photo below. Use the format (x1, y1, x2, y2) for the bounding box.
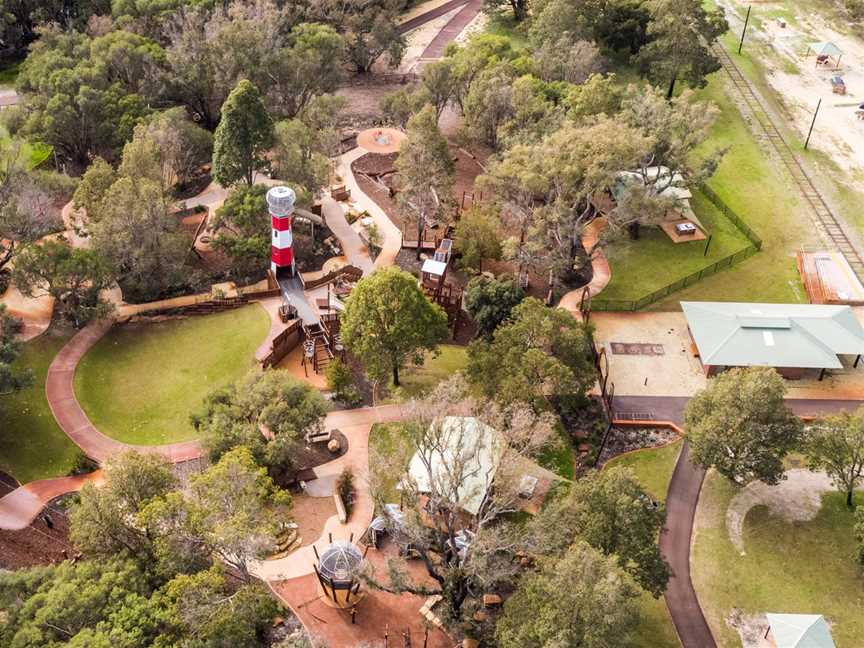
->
(766, 613, 836, 648)
(405, 416, 503, 516)
(681, 301, 864, 369)
(809, 41, 844, 56)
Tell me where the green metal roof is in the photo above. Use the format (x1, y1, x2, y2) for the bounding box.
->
(681, 302, 864, 369)
(766, 614, 836, 648)
(809, 41, 844, 57)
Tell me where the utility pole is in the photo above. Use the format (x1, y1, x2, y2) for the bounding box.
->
(805, 98, 822, 149)
(738, 5, 752, 55)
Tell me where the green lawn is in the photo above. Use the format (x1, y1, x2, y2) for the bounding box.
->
(648, 73, 815, 308)
(74, 305, 270, 445)
(537, 423, 575, 480)
(601, 190, 752, 303)
(0, 329, 82, 483)
(368, 422, 414, 504)
(391, 344, 469, 400)
(605, 439, 683, 648)
(604, 438, 683, 504)
(693, 472, 864, 648)
(0, 124, 52, 170)
(0, 60, 21, 86)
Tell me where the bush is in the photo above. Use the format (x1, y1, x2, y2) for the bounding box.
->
(336, 468, 355, 518)
(325, 358, 362, 406)
(846, 0, 864, 20)
(69, 451, 99, 475)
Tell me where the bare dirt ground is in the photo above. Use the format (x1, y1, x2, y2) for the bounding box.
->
(721, 1, 864, 182)
(724, 468, 833, 554)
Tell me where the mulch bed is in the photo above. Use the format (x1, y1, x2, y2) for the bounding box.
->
(597, 426, 680, 467)
(0, 480, 75, 569)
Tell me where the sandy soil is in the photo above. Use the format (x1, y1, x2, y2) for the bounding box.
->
(724, 468, 833, 554)
(590, 311, 709, 397)
(721, 0, 864, 180)
(727, 610, 774, 648)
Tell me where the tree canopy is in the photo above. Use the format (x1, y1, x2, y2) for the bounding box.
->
(463, 274, 525, 339)
(529, 467, 670, 596)
(685, 367, 803, 485)
(807, 408, 864, 506)
(194, 368, 328, 477)
(495, 541, 640, 648)
(466, 297, 595, 410)
(341, 266, 449, 387)
(212, 79, 275, 187)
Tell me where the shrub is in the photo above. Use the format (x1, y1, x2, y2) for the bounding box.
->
(336, 468, 355, 518)
(325, 358, 362, 406)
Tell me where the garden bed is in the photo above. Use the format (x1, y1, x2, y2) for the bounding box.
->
(597, 426, 681, 466)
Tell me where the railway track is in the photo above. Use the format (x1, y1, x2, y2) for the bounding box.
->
(713, 44, 864, 282)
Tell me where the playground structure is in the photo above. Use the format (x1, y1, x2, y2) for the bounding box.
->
(313, 537, 368, 609)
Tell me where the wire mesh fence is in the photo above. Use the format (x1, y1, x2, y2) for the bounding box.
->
(591, 186, 762, 311)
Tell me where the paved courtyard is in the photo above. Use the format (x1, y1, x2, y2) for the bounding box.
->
(592, 311, 707, 397)
(593, 310, 864, 400)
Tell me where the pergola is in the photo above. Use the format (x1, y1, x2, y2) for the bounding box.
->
(806, 41, 843, 68)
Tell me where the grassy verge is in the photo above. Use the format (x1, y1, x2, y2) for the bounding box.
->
(604, 438, 683, 504)
(74, 305, 270, 445)
(693, 471, 864, 647)
(390, 344, 468, 401)
(0, 329, 81, 483)
(0, 124, 52, 170)
(605, 439, 683, 648)
(601, 190, 752, 302)
(368, 422, 414, 504)
(537, 423, 575, 480)
(649, 72, 815, 308)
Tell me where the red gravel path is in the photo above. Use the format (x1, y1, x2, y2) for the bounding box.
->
(45, 319, 203, 464)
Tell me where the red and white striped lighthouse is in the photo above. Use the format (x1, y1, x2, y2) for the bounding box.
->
(267, 186, 296, 276)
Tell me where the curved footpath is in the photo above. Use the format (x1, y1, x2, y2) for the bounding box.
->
(336, 147, 403, 269)
(0, 471, 103, 531)
(612, 394, 864, 648)
(45, 318, 204, 464)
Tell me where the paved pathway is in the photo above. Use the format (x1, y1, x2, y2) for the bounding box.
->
(320, 196, 374, 275)
(336, 148, 403, 270)
(559, 218, 611, 315)
(613, 394, 864, 648)
(250, 404, 406, 581)
(416, 0, 483, 62)
(398, 0, 470, 33)
(0, 471, 103, 531)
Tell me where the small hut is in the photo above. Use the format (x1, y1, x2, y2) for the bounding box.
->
(806, 42, 843, 68)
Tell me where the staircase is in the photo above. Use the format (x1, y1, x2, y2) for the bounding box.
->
(303, 323, 335, 374)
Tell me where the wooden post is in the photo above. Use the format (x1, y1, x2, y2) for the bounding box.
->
(805, 99, 821, 149)
(738, 5, 751, 55)
(703, 234, 713, 256)
(818, 367, 826, 381)
(855, 354, 861, 368)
